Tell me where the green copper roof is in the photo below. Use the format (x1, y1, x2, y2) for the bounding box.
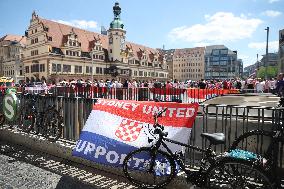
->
(110, 2, 124, 30)
(110, 19, 124, 29)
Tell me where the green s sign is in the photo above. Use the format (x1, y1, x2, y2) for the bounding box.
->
(3, 93, 19, 121)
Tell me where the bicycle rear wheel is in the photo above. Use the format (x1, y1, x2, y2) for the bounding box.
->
(230, 130, 274, 153)
(206, 157, 273, 189)
(123, 147, 176, 189)
(43, 108, 63, 142)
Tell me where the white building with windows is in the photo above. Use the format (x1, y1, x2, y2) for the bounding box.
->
(23, 3, 168, 83)
(0, 34, 26, 83)
(173, 47, 205, 81)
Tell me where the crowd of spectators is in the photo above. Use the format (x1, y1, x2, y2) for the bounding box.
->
(17, 74, 284, 95)
(11, 75, 284, 100)
(43, 77, 279, 92)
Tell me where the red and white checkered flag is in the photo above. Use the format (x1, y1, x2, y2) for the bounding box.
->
(115, 118, 143, 142)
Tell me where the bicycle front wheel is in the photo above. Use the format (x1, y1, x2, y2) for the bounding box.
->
(123, 147, 176, 189)
(206, 157, 273, 189)
(0, 113, 5, 125)
(18, 106, 35, 133)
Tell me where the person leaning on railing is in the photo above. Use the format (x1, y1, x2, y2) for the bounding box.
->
(275, 73, 284, 97)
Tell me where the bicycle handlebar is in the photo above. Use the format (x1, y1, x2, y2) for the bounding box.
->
(154, 108, 167, 125)
(151, 108, 168, 138)
(157, 107, 168, 118)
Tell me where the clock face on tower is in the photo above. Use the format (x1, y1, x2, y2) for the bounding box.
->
(120, 38, 125, 49)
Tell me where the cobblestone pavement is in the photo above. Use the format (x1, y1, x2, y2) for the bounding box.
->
(0, 140, 136, 189)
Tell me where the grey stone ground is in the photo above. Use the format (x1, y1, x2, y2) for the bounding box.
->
(0, 140, 137, 189)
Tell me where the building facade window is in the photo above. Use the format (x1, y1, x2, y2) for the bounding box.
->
(31, 64, 39, 73)
(86, 66, 92, 74)
(52, 63, 56, 72)
(31, 50, 38, 56)
(57, 64, 61, 72)
(75, 65, 82, 73)
(40, 64, 45, 72)
(26, 66, 30, 73)
(63, 64, 71, 72)
(96, 67, 103, 74)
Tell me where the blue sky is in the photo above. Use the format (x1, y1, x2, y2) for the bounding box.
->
(0, 0, 283, 67)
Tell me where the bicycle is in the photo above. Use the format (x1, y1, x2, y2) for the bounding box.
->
(18, 92, 63, 142)
(123, 108, 273, 188)
(229, 97, 284, 188)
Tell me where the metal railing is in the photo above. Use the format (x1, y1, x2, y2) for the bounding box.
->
(14, 86, 240, 103)
(0, 93, 283, 171)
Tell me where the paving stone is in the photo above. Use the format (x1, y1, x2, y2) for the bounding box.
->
(0, 140, 137, 189)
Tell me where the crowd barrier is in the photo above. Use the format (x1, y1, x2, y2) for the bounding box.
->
(13, 86, 240, 103)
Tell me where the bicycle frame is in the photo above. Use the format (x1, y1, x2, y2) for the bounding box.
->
(148, 129, 217, 185)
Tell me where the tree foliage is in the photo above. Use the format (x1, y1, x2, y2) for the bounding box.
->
(257, 66, 278, 79)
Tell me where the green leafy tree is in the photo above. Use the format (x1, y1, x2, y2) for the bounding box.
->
(257, 66, 278, 79)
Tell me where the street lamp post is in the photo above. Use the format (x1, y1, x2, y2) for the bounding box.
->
(91, 51, 94, 82)
(265, 27, 269, 80)
(227, 57, 230, 79)
(90, 51, 95, 98)
(231, 56, 233, 80)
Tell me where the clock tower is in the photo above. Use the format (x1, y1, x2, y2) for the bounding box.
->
(108, 2, 126, 62)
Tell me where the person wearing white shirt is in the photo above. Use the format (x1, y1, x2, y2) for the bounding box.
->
(99, 80, 105, 87)
(256, 79, 265, 93)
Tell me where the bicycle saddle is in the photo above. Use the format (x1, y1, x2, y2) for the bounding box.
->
(200, 133, 225, 145)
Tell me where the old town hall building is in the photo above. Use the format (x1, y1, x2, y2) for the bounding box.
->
(23, 2, 168, 83)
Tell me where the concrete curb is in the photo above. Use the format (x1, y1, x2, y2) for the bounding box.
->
(0, 126, 196, 189)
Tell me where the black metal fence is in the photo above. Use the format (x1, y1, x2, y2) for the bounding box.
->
(0, 93, 283, 171)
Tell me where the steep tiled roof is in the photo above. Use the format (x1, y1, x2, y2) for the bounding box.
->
(39, 18, 108, 52)
(0, 34, 26, 45)
(125, 41, 162, 62)
(37, 17, 163, 62)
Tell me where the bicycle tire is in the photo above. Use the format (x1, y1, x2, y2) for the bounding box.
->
(229, 130, 277, 165)
(0, 113, 5, 125)
(123, 147, 176, 189)
(30, 113, 44, 135)
(43, 108, 63, 142)
(230, 130, 274, 151)
(206, 157, 274, 189)
(18, 106, 35, 133)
